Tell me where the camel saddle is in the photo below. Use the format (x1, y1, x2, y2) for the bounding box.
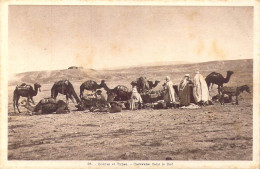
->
(16, 83, 31, 90)
(40, 98, 56, 104)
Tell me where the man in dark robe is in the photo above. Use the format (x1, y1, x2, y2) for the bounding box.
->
(179, 74, 193, 106)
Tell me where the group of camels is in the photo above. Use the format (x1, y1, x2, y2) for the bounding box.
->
(13, 70, 250, 115)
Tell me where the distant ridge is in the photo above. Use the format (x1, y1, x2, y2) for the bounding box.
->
(9, 59, 253, 86)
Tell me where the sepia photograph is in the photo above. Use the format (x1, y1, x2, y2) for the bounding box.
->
(1, 0, 259, 168)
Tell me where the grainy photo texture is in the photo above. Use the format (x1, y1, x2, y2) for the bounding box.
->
(6, 4, 256, 165)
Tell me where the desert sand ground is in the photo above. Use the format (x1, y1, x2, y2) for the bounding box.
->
(8, 59, 253, 160)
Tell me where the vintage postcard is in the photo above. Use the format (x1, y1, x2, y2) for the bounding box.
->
(1, 0, 259, 168)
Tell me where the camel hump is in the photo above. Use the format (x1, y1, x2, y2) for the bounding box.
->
(208, 72, 219, 76)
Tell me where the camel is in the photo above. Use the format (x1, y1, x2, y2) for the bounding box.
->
(104, 85, 132, 101)
(79, 80, 107, 98)
(20, 98, 69, 115)
(132, 77, 150, 93)
(205, 71, 234, 94)
(220, 85, 250, 105)
(141, 90, 165, 103)
(51, 80, 80, 104)
(13, 83, 41, 113)
(147, 80, 160, 90)
(76, 91, 117, 111)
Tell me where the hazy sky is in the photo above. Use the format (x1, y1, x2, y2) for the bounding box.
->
(8, 5, 253, 74)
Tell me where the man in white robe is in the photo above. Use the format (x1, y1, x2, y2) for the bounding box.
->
(193, 71, 210, 104)
(130, 85, 143, 110)
(164, 76, 176, 104)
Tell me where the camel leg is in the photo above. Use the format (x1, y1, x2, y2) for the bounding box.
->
(69, 95, 75, 103)
(229, 95, 232, 103)
(66, 95, 69, 104)
(53, 91, 58, 101)
(30, 97, 35, 104)
(15, 96, 22, 113)
(217, 86, 220, 95)
(79, 87, 84, 98)
(13, 93, 17, 113)
(220, 94, 224, 105)
(235, 95, 239, 105)
(13, 101, 16, 113)
(80, 91, 83, 99)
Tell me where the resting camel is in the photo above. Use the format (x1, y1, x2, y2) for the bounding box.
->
(51, 80, 80, 104)
(220, 85, 250, 105)
(104, 85, 132, 101)
(13, 83, 41, 113)
(141, 90, 165, 103)
(205, 71, 234, 94)
(20, 98, 69, 115)
(79, 80, 107, 98)
(76, 91, 117, 111)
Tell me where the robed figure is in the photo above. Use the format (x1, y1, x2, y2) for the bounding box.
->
(193, 71, 210, 104)
(164, 76, 176, 104)
(179, 74, 193, 106)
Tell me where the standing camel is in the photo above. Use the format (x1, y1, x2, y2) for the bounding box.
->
(220, 85, 250, 105)
(205, 71, 234, 94)
(131, 77, 150, 93)
(79, 80, 107, 98)
(51, 80, 80, 104)
(13, 83, 42, 113)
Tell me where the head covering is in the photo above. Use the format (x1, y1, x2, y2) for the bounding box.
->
(166, 76, 170, 82)
(185, 74, 190, 77)
(195, 70, 200, 74)
(132, 86, 138, 93)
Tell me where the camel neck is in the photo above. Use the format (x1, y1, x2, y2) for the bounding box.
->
(224, 73, 232, 82)
(33, 86, 39, 96)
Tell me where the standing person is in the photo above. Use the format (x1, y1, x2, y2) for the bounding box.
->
(164, 76, 176, 107)
(193, 71, 210, 105)
(179, 74, 193, 106)
(129, 85, 143, 110)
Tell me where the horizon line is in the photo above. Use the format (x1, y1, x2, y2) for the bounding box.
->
(12, 58, 252, 75)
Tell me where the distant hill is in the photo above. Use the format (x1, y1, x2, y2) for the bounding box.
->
(9, 59, 253, 86)
(9, 68, 102, 85)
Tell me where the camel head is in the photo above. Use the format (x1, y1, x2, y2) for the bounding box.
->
(34, 83, 42, 92)
(155, 80, 160, 84)
(243, 85, 251, 93)
(227, 71, 234, 76)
